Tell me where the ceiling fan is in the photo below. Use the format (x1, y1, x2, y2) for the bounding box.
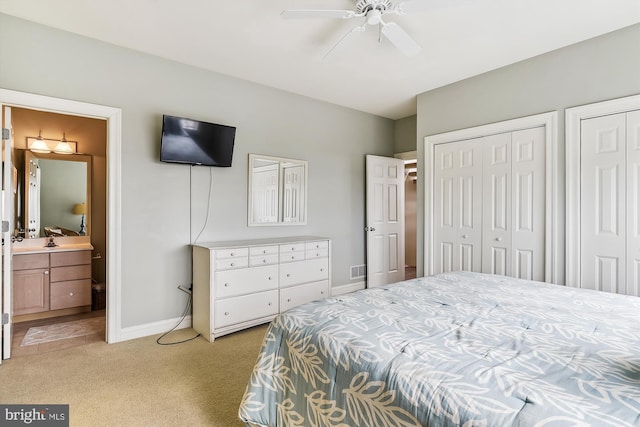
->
(281, 0, 427, 59)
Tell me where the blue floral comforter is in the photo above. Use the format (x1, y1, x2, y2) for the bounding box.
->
(239, 271, 640, 426)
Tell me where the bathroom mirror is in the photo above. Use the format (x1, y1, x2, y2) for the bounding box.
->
(248, 154, 307, 226)
(21, 150, 91, 238)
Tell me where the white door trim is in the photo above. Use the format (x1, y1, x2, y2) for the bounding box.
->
(423, 112, 559, 283)
(0, 88, 123, 344)
(565, 94, 640, 288)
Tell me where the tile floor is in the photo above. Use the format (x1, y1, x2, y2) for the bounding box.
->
(10, 310, 106, 358)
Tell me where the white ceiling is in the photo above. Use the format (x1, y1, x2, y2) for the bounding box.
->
(1, 0, 639, 119)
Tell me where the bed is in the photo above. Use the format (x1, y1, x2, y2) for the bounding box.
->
(238, 271, 640, 427)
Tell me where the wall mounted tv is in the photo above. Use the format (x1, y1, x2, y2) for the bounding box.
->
(160, 115, 236, 167)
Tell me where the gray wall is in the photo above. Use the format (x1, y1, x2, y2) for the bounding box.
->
(394, 115, 417, 154)
(0, 14, 394, 328)
(415, 23, 640, 279)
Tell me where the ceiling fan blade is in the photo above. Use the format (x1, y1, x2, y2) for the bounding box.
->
(324, 25, 366, 60)
(381, 22, 421, 56)
(393, 0, 471, 15)
(281, 9, 358, 19)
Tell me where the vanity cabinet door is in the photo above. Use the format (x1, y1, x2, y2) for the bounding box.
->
(13, 268, 50, 315)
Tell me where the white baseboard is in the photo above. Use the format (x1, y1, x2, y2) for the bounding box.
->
(331, 281, 366, 296)
(116, 315, 192, 343)
(114, 282, 365, 342)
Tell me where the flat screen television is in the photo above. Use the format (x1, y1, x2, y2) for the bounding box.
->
(160, 115, 236, 167)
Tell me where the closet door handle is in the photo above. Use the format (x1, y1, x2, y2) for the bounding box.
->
(495, 237, 502, 242)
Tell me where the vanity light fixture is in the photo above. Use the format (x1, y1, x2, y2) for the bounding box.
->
(29, 130, 51, 153)
(54, 133, 74, 155)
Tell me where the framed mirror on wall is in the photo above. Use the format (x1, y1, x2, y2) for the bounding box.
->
(248, 154, 307, 226)
(19, 149, 91, 238)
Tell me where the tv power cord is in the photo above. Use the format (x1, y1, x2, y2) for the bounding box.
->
(156, 285, 201, 345)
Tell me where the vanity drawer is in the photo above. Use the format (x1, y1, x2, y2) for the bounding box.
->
(215, 290, 278, 328)
(13, 253, 49, 270)
(50, 279, 91, 310)
(50, 264, 92, 282)
(50, 250, 91, 267)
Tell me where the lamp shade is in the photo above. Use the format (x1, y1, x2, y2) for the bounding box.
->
(72, 203, 86, 215)
(29, 138, 51, 153)
(54, 141, 74, 154)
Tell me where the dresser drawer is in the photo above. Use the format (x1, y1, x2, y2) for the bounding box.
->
(249, 245, 278, 256)
(215, 290, 278, 328)
(50, 264, 92, 282)
(215, 247, 249, 259)
(280, 258, 329, 288)
(13, 253, 49, 270)
(279, 251, 305, 263)
(50, 250, 91, 267)
(279, 243, 305, 253)
(280, 280, 329, 312)
(305, 248, 328, 259)
(305, 240, 328, 251)
(215, 257, 249, 270)
(50, 279, 91, 310)
(249, 254, 279, 267)
(215, 265, 278, 299)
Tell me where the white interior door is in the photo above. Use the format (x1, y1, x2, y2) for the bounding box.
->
(1, 105, 14, 361)
(366, 155, 405, 288)
(580, 113, 627, 293)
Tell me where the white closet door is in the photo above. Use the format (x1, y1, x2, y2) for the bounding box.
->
(511, 127, 546, 281)
(482, 133, 512, 276)
(433, 140, 482, 273)
(627, 110, 640, 296)
(580, 113, 626, 293)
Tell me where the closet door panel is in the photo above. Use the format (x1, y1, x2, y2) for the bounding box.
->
(434, 140, 482, 273)
(434, 143, 459, 273)
(458, 141, 483, 272)
(580, 113, 626, 293)
(511, 127, 546, 280)
(627, 110, 640, 296)
(482, 133, 512, 276)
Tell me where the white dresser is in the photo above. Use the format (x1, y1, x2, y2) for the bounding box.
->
(192, 236, 331, 342)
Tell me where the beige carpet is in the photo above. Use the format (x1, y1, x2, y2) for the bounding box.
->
(21, 317, 106, 346)
(1, 324, 268, 427)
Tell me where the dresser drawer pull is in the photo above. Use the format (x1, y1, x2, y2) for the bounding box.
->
(69, 292, 74, 296)
(224, 283, 230, 287)
(230, 262, 235, 267)
(268, 276, 272, 280)
(287, 298, 291, 302)
(286, 273, 291, 277)
(263, 259, 267, 263)
(225, 312, 229, 315)
(44, 271, 49, 275)
(268, 302, 272, 306)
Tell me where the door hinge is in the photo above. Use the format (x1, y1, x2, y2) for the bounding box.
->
(2, 313, 8, 325)
(1, 128, 9, 140)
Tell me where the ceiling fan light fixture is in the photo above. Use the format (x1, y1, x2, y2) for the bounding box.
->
(367, 9, 382, 25)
